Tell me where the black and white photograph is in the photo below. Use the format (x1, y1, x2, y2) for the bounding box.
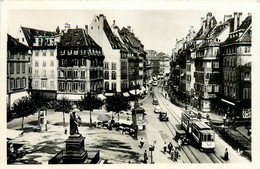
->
(1, 0, 259, 168)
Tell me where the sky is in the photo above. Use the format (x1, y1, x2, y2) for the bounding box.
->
(7, 9, 250, 55)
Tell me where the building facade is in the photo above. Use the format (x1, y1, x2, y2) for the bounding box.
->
(7, 34, 32, 107)
(57, 28, 104, 101)
(221, 13, 252, 120)
(17, 27, 60, 99)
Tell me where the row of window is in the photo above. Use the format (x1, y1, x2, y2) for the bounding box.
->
(104, 82, 117, 90)
(104, 71, 117, 80)
(9, 62, 26, 74)
(35, 60, 55, 67)
(194, 84, 219, 93)
(60, 48, 102, 56)
(104, 62, 117, 70)
(195, 61, 219, 69)
(59, 59, 103, 67)
(34, 69, 55, 77)
(223, 46, 251, 55)
(34, 50, 55, 57)
(9, 78, 26, 90)
(8, 52, 27, 60)
(33, 80, 55, 89)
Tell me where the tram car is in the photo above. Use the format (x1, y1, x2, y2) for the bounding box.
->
(181, 111, 198, 133)
(191, 121, 215, 152)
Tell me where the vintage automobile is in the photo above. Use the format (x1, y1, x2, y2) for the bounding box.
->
(152, 98, 159, 105)
(159, 112, 169, 121)
(175, 124, 189, 144)
(154, 105, 161, 113)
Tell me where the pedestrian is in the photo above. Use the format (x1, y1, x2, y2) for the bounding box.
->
(163, 142, 167, 154)
(140, 137, 144, 148)
(171, 147, 175, 161)
(224, 148, 229, 160)
(144, 150, 148, 164)
(206, 113, 210, 120)
(178, 138, 182, 150)
(165, 93, 167, 98)
(175, 148, 179, 161)
(168, 142, 173, 154)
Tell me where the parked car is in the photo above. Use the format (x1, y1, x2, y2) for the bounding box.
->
(152, 81, 158, 86)
(154, 105, 161, 113)
(152, 98, 159, 105)
(159, 112, 169, 121)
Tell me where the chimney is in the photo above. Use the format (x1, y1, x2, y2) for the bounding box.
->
(224, 15, 232, 23)
(200, 17, 204, 27)
(238, 12, 243, 28)
(127, 26, 131, 32)
(56, 26, 60, 34)
(234, 12, 238, 31)
(64, 23, 70, 32)
(76, 25, 78, 28)
(203, 20, 206, 32)
(85, 25, 88, 34)
(206, 12, 212, 27)
(219, 21, 222, 25)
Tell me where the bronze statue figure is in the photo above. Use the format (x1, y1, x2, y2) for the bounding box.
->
(70, 112, 79, 135)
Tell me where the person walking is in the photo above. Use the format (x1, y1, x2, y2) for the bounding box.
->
(171, 147, 175, 161)
(178, 138, 182, 151)
(224, 148, 229, 160)
(140, 137, 144, 148)
(163, 142, 167, 154)
(168, 142, 173, 154)
(175, 148, 179, 161)
(144, 150, 148, 164)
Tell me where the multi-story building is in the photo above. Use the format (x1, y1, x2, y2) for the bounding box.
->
(56, 27, 104, 101)
(221, 13, 252, 120)
(7, 34, 32, 107)
(158, 52, 170, 76)
(89, 14, 126, 94)
(119, 26, 146, 89)
(17, 26, 60, 99)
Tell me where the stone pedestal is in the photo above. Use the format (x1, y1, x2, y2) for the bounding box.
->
(63, 134, 88, 164)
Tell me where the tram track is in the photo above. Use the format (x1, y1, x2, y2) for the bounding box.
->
(153, 84, 223, 163)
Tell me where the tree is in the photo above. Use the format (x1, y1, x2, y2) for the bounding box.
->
(11, 96, 38, 129)
(77, 92, 103, 128)
(105, 92, 131, 121)
(54, 97, 72, 127)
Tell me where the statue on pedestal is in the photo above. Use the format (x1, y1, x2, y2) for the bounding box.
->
(70, 112, 79, 135)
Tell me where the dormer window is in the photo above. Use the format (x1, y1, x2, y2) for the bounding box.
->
(68, 50, 73, 55)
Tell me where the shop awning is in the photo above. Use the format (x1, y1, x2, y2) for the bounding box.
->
(123, 92, 130, 97)
(104, 93, 115, 97)
(57, 94, 83, 101)
(221, 99, 235, 106)
(97, 94, 107, 100)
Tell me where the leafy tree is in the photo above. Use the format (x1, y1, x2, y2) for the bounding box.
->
(105, 92, 131, 121)
(11, 96, 38, 129)
(77, 92, 104, 128)
(54, 97, 72, 127)
(30, 92, 48, 108)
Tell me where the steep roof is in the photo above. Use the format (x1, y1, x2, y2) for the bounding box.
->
(103, 19, 124, 50)
(119, 27, 146, 56)
(224, 15, 252, 44)
(21, 26, 58, 47)
(7, 34, 29, 53)
(59, 28, 101, 48)
(194, 16, 217, 40)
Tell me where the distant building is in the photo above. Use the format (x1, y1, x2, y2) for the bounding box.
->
(57, 27, 104, 101)
(221, 13, 252, 119)
(7, 34, 32, 107)
(17, 26, 60, 99)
